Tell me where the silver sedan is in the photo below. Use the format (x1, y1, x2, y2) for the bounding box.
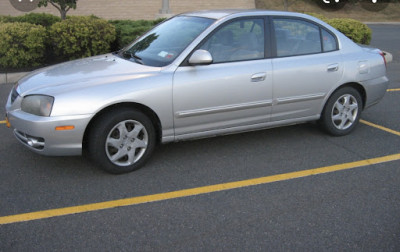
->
(5, 10, 389, 173)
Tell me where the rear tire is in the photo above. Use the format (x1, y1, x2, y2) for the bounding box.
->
(320, 87, 363, 136)
(87, 108, 156, 174)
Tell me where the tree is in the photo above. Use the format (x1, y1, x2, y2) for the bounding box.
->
(38, 0, 77, 20)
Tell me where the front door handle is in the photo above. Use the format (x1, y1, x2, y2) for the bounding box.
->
(251, 72, 266, 82)
(327, 63, 339, 72)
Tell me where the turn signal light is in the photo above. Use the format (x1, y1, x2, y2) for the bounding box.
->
(55, 125, 75, 131)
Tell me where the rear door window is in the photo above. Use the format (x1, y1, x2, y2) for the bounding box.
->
(273, 18, 337, 57)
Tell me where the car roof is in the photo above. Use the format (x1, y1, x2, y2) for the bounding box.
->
(181, 9, 302, 20)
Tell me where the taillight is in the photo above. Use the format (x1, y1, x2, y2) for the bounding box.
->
(379, 51, 387, 68)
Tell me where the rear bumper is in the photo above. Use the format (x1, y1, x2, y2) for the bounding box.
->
(363, 75, 389, 108)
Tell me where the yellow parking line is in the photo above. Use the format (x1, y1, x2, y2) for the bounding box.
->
(387, 88, 400, 92)
(1, 153, 400, 225)
(360, 120, 400, 137)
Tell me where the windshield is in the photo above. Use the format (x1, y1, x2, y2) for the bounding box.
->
(120, 16, 215, 67)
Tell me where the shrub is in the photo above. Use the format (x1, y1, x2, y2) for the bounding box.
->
(109, 18, 165, 51)
(49, 16, 116, 60)
(0, 22, 47, 68)
(0, 15, 14, 23)
(0, 13, 60, 27)
(109, 20, 153, 51)
(327, 18, 371, 45)
(13, 13, 61, 28)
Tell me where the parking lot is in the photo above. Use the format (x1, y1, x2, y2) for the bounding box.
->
(0, 24, 399, 251)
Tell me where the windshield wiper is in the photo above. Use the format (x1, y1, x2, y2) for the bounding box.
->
(122, 50, 144, 65)
(132, 54, 144, 65)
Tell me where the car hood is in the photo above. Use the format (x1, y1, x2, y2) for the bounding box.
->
(16, 54, 161, 95)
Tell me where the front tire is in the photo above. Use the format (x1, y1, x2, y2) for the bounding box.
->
(87, 108, 156, 174)
(320, 87, 363, 136)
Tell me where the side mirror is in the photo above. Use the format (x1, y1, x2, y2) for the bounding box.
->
(188, 50, 213, 65)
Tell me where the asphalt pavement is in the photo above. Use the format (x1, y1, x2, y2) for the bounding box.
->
(0, 24, 399, 251)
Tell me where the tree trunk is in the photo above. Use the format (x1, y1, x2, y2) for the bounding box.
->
(60, 9, 67, 20)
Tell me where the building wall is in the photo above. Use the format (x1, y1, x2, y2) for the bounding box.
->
(171, 0, 256, 14)
(0, 0, 255, 20)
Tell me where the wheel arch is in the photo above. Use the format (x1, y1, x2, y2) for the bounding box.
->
(338, 82, 366, 109)
(319, 83, 365, 136)
(323, 82, 367, 113)
(82, 102, 162, 151)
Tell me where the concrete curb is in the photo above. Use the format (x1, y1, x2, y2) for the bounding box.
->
(0, 72, 30, 85)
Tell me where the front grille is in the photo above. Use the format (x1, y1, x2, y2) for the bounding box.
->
(11, 87, 19, 104)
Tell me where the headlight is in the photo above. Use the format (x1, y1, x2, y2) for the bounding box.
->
(21, 95, 54, 117)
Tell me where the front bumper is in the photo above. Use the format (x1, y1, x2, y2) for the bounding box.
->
(6, 110, 92, 156)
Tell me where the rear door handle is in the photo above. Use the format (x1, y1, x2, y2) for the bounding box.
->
(251, 72, 266, 82)
(327, 63, 339, 72)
